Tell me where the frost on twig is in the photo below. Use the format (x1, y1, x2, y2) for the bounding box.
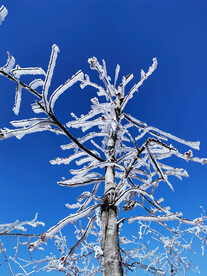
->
(120, 221, 203, 276)
(0, 215, 45, 274)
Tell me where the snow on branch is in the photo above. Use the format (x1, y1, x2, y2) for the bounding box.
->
(58, 175, 104, 187)
(126, 212, 199, 225)
(28, 204, 100, 253)
(124, 112, 200, 150)
(121, 224, 201, 275)
(61, 132, 108, 150)
(13, 83, 23, 115)
(0, 52, 15, 73)
(0, 118, 61, 140)
(42, 44, 59, 112)
(121, 58, 158, 111)
(11, 66, 46, 79)
(0, 215, 45, 275)
(10, 66, 46, 114)
(0, 214, 44, 235)
(0, 5, 8, 25)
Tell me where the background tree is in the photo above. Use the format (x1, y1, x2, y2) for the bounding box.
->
(0, 2, 207, 276)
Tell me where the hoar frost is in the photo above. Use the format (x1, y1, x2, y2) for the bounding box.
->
(0, 43, 206, 275)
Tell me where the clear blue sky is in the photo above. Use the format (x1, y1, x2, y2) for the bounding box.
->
(0, 0, 206, 275)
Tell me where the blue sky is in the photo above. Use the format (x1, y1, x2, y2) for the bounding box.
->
(0, 0, 207, 275)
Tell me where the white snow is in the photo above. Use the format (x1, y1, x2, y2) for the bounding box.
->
(0, 5, 8, 25)
(1, 52, 15, 73)
(42, 44, 59, 112)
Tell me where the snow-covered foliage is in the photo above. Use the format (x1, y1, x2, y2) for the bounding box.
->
(0, 45, 207, 275)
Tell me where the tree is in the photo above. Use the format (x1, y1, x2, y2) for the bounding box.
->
(0, 5, 207, 276)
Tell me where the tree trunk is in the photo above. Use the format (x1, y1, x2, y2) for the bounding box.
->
(101, 165, 123, 276)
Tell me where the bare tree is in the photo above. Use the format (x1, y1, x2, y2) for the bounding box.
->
(0, 6, 207, 276)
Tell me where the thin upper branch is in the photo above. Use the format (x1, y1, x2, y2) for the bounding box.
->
(0, 69, 104, 163)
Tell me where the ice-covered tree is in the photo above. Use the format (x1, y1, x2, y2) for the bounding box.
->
(0, 6, 207, 276)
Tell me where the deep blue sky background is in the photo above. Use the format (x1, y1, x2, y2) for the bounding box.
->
(0, 0, 207, 275)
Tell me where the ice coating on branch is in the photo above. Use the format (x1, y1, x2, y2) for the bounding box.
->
(31, 101, 44, 114)
(29, 205, 100, 251)
(65, 202, 81, 209)
(11, 66, 46, 79)
(50, 151, 87, 165)
(0, 5, 8, 25)
(128, 212, 185, 224)
(1, 52, 15, 73)
(121, 58, 158, 110)
(61, 132, 108, 150)
(88, 57, 99, 70)
(158, 162, 189, 180)
(49, 70, 83, 111)
(137, 125, 200, 150)
(42, 44, 59, 111)
(10, 117, 50, 128)
(58, 173, 104, 187)
(0, 213, 44, 238)
(29, 79, 44, 90)
(77, 182, 101, 211)
(13, 83, 23, 115)
(114, 64, 120, 88)
(0, 119, 59, 140)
